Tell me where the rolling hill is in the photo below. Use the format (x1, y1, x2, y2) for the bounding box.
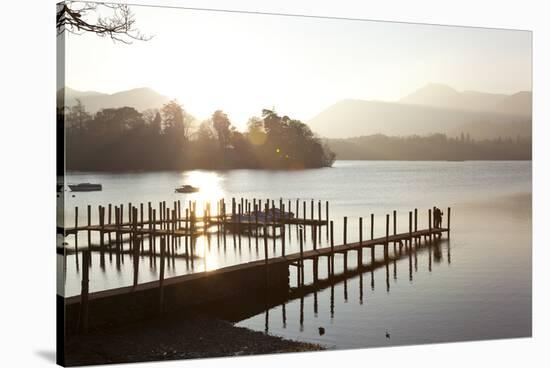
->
(307, 84, 531, 139)
(399, 83, 531, 116)
(58, 87, 171, 113)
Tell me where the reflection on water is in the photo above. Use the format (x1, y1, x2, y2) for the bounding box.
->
(239, 236, 449, 340)
(60, 161, 531, 348)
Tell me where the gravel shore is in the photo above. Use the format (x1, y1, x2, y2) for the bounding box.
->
(64, 312, 324, 366)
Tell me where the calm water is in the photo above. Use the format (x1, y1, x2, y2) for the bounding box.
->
(58, 161, 531, 348)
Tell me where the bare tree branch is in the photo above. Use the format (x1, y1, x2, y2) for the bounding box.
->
(57, 1, 152, 44)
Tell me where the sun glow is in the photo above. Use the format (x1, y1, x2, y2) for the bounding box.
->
(179, 171, 225, 216)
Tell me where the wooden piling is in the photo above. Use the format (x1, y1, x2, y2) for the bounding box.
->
(86, 205, 91, 243)
(447, 207, 451, 235)
(408, 211, 413, 246)
(159, 237, 165, 316)
(74, 207, 79, 268)
(393, 210, 397, 237)
(343, 216, 348, 245)
(385, 214, 390, 259)
(370, 214, 374, 240)
(281, 203, 286, 256)
(428, 209, 432, 243)
(312, 220, 317, 250)
(330, 220, 334, 276)
(299, 228, 304, 286)
(132, 207, 139, 287)
(358, 217, 363, 268)
(263, 224, 269, 287)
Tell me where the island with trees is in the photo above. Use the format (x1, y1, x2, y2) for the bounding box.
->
(61, 100, 336, 171)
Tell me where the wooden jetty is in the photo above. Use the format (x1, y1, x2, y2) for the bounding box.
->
(59, 197, 450, 335)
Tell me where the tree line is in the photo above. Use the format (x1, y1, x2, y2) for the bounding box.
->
(61, 100, 335, 171)
(325, 133, 531, 161)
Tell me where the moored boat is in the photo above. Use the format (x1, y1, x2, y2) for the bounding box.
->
(69, 183, 102, 192)
(175, 185, 200, 193)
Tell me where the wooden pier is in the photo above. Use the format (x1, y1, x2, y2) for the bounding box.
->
(59, 197, 450, 334)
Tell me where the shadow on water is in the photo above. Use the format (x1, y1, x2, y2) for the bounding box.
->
(203, 236, 449, 326)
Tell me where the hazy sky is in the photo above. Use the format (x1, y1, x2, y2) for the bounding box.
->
(64, 4, 532, 129)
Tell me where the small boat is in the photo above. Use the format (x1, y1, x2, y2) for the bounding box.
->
(175, 185, 199, 193)
(69, 183, 102, 192)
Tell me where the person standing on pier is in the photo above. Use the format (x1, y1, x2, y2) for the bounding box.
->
(434, 207, 442, 228)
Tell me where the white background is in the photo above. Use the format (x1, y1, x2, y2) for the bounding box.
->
(0, 0, 548, 367)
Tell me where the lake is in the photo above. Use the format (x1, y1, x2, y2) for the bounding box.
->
(59, 160, 532, 349)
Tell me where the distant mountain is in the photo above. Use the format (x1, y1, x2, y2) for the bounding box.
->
(307, 98, 531, 139)
(494, 91, 532, 117)
(399, 83, 531, 116)
(58, 87, 171, 112)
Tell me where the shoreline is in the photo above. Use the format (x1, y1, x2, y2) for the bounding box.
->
(64, 312, 324, 366)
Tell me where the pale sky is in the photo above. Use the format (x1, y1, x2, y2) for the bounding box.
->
(63, 4, 532, 129)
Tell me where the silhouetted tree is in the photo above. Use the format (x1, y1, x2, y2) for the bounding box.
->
(212, 110, 232, 149)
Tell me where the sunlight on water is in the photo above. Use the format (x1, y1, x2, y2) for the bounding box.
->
(180, 171, 226, 215)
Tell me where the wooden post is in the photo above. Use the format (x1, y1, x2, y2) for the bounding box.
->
(263, 224, 269, 287)
(428, 208, 432, 242)
(358, 217, 363, 268)
(74, 207, 79, 268)
(343, 216, 348, 245)
(299, 228, 304, 286)
(409, 211, 413, 246)
(370, 214, 374, 240)
(148, 204, 152, 254)
(237, 203, 242, 235)
(133, 207, 139, 287)
(296, 199, 299, 219)
(152, 209, 157, 256)
(310, 200, 314, 222)
(107, 204, 112, 257)
(140, 203, 144, 253)
(159, 237, 165, 316)
(114, 207, 119, 254)
(312, 219, 317, 250)
(281, 204, 286, 256)
(86, 204, 91, 243)
(393, 209, 397, 237)
(330, 220, 334, 276)
(288, 200, 291, 216)
(99, 206, 105, 248)
(80, 250, 90, 334)
(392, 209, 397, 253)
(385, 214, 390, 259)
(99, 206, 105, 267)
(414, 208, 418, 232)
(177, 200, 181, 228)
(447, 207, 451, 235)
